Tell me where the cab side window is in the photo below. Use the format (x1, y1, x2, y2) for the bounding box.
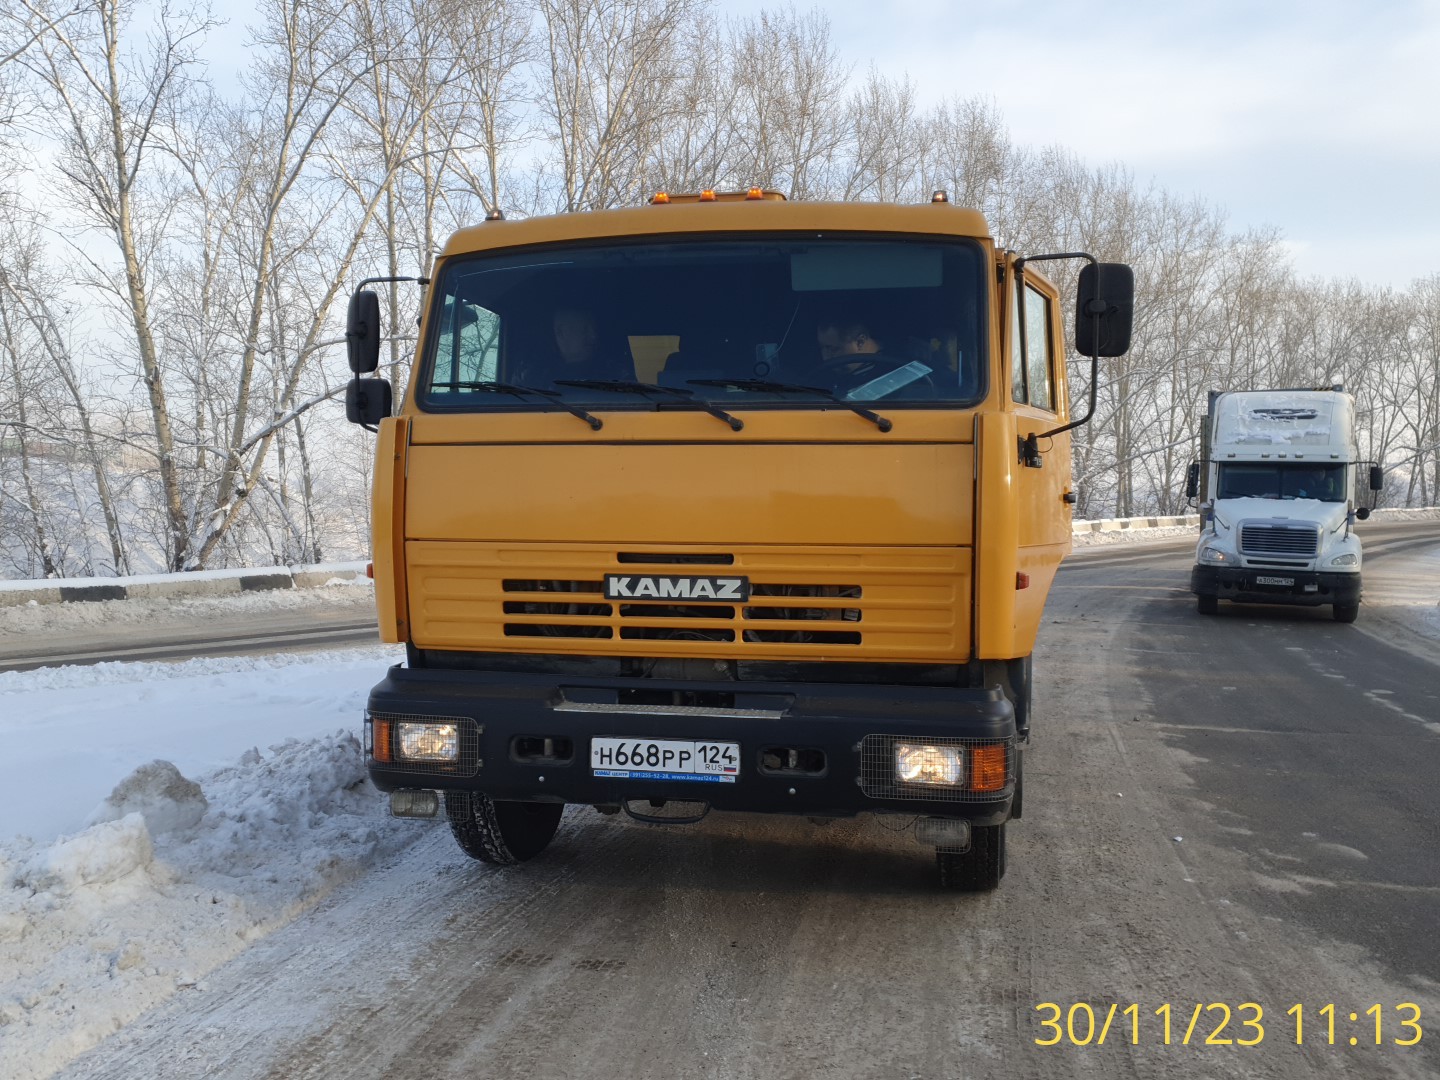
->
(1011, 282, 1055, 411)
(432, 300, 500, 393)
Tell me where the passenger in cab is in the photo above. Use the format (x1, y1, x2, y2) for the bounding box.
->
(517, 307, 634, 385)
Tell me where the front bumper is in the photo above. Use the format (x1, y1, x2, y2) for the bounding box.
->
(1191, 565, 1361, 607)
(364, 665, 1016, 824)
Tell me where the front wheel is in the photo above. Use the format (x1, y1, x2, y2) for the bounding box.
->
(444, 793, 564, 864)
(1333, 602, 1359, 623)
(1197, 594, 1219, 615)
(936, 824, 1006, 891)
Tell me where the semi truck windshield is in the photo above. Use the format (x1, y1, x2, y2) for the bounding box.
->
(418, 237, 987, 412)
(1217, 462, 1347, 502)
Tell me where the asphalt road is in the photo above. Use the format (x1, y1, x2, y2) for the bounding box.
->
(48, 524, 1440, 1079)
(0, 610, 379, 673)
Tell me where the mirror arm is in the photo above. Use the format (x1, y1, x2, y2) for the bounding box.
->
(356, 275, 430, 290)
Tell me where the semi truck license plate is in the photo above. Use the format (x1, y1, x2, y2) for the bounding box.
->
(592, 738, 740, 783)
(1255, 576, 1295, 586)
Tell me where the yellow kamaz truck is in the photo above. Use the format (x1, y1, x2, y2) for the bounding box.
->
(344, 190, 1133, 890)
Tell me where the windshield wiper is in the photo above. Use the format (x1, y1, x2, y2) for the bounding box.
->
(429, 381, 603, 430)
(686, 379, 892, 432)
(553, 379, 744, 431)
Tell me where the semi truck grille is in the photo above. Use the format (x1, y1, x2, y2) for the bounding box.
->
(1239, 524, 1318, 557)
(407, 542, 968, 660)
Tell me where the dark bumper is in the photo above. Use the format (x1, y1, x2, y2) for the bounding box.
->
(1190, 565, 1361, 606)
(364, 665, 1016, 824)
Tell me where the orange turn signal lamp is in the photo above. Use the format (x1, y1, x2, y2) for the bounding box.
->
(370, 717, 393, 763)
(970, 744, 1008, 792)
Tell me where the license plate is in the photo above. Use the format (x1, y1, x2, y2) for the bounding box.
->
(1254, 576, 1294, 586)
(591, 737, 740, 783)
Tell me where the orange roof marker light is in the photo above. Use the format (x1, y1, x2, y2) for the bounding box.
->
(647, 190, 788, 204)
(931, 190, 949, 203)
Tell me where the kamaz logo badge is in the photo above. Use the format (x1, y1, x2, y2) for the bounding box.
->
(604, 575, 750, 601)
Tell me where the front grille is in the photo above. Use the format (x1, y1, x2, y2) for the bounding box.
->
(858, 734, 1014, 802)
(408, 542, 966, 659)
(499, 566, 866, 646)
(1239, 524, 1318, 557)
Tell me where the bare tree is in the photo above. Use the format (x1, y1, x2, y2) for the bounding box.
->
(536, 0, 702, 212)
(728, 7, 849, 200)
(12, 0, 209, 569)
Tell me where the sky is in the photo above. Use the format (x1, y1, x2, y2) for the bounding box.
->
(192, 0, 1439, 290)
(840, 0, 1440, 288)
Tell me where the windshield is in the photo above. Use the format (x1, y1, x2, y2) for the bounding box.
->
(418, 236, 986, 413)
(1216, 463, 1347, 502)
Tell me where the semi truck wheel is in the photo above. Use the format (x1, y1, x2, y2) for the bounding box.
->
(1197, 594, 1219, 615)
(444, 792, 564, 864)
(936, 824, 1006, 891)
(1332, 602, 1359, 623)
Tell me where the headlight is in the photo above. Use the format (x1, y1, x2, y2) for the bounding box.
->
(1327, 552, 1358, 567)
(895, 743, 963, 786)
(1199, 546, 1232, 565)
(396, 722, 459, 762)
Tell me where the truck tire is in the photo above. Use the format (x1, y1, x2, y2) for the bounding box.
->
(1197, 594, 1219, 615)
(1332, 602, 1359, 624)
(936, 824, 1006, 891)
(444, 793, 563, 864)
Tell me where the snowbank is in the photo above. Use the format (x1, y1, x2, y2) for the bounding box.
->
(0, 735, 417, 1080)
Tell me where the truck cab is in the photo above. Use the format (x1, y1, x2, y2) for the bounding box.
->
(1188, 388, 1382, 622)
(345, 191, 1133, 889)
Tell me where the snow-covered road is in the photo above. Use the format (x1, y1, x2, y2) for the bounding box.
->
(2, 524, 1437, 1080)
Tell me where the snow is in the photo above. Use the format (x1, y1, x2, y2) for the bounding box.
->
(0, 733, 420, 1080)
(0, 524, 1436, 1080)
(0, 581, 375, 642)
(1072, 523, 1198, 547)
(0, 641, 413, 1080)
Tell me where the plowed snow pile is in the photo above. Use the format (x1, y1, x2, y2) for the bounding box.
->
(0, 644, 415, 1080)
(0, 735, 416, 1080)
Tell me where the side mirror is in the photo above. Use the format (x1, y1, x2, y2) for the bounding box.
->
(1185, 461, 1200, 499)
(1075, 262, 1134, 357)
(1369, 465, 1383, 491)
(347, 289, 381, 374)
(1355, 506, 1371, 521)
(346, 378, 391, 425)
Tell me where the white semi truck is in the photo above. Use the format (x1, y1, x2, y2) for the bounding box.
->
(1187, 387, 1383, 622)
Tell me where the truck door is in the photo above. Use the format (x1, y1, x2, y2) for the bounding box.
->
(1009, 273, 1072, 643)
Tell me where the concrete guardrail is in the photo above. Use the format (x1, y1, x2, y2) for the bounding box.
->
(0, 562, 369, 609)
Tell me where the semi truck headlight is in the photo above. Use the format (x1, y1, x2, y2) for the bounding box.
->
(397, 722, 460, 762)
(1326, 552, 1358, 567)
(895, 743, 963, 786)
(1199, 546, 1232, 565)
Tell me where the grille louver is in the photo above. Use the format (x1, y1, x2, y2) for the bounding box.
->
(500, 566, 864, 645)
(1239, 524, 1319, 557)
